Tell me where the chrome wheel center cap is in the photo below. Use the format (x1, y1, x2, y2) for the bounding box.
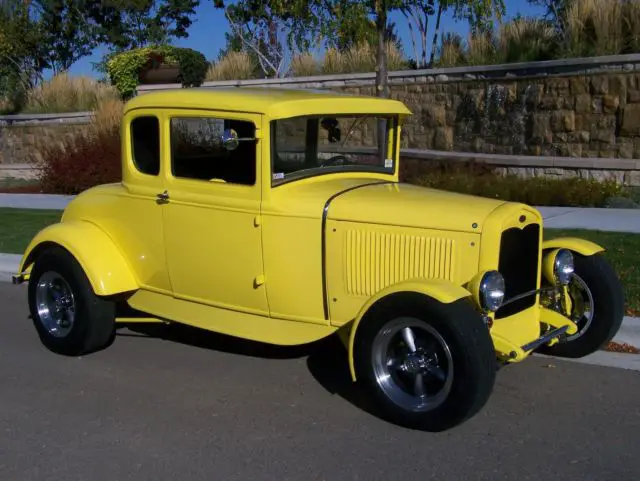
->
(403, 352, 433, 373)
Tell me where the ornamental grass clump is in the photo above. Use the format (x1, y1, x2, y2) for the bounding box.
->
(22, 74, 119, 114)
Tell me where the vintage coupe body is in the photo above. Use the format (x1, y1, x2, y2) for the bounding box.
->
(14, 88, 624, 431)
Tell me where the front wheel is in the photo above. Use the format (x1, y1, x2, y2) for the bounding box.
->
(28, 246, 116, 356)
(538, 252, 625, 359)
(353, 293, 497, 432)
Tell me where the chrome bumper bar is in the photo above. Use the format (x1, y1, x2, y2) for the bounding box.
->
(521, 325, 569, 352)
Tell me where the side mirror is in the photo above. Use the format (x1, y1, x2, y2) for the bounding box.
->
(221, 128, 240, 151)
(221, 128, 257, 151)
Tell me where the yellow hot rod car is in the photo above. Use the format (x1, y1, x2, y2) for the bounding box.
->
(13, 88, 624, 432)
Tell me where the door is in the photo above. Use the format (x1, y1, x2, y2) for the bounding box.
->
(160, 110, 268, 316)
(111, 110, 172, 293)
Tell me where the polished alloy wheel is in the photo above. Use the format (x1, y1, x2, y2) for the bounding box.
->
(562, 274, 595, 342)
(371, 317, 454, 412)
(34, 271, 76, 338)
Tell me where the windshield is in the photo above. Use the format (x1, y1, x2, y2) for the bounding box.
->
(271, 114, 398, 185)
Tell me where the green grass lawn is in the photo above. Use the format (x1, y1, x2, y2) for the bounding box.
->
(0, 208, 62, 254)
(545, 229, 640, 316)
(0, 209, 637, 315)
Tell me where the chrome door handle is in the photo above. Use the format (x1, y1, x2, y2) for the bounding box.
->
(156, 190, 170, 204)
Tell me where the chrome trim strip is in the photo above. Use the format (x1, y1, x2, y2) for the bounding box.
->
(521, 325, 569, 352)
(321, 180, 394, 320)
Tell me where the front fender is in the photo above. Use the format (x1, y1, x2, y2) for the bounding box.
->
(343, 279, 472, 382)
(19, 220, 138, 296)
(542, 237, 604, 256)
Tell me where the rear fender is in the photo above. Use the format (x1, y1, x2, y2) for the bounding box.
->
(343, 279, 472, 382)
(18, 221, 138, 296)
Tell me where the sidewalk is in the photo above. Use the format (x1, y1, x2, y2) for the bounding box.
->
(0, 193, 74, 210)
(537, 207, 640, 233)
(2, 194, 639, 233)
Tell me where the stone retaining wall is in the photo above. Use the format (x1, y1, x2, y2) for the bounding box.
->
(3, 55, 640, 184)
(0, 113, 92, 165)
(139, 53, 640, 162)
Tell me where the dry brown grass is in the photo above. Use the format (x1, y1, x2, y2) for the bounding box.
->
(465, 31, 498, 66)
(320, 42, 409, 74)
(438, 33, 465, 67)
(206, 51, 258, 81)
(22, 73, 119, 114)
(565, 0, 640, 56)
(89, 98, 123, 136)
(289, 52, 320, 77)
(498, 17, 557, 61)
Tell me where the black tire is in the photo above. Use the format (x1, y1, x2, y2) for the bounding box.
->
(28, 246, 116, 356)
(538, 252, 625, 359)
(353, 292, 497, 432)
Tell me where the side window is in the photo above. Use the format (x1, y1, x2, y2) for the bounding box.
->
(170, 116, 256, 186)
(131, 116, 160, 176)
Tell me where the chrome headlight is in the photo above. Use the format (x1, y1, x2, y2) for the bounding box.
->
(479, 270, 505, 312)
(553, 249, 574, 285)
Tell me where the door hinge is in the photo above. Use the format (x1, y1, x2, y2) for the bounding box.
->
(254, 275, 265, 287)
(254, 215, 261, 227)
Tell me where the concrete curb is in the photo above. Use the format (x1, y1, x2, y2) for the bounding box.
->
(0, 253, 21, 283)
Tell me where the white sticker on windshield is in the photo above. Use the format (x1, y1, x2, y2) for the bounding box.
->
(385, 158, 393, 168)
(273, 172, 285, 180)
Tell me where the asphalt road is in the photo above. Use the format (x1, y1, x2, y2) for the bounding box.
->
(1, 284, 640, 481)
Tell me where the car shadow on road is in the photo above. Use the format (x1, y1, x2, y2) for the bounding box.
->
(118, 322, 379, 417)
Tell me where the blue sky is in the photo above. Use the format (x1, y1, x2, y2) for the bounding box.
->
(65, 0, 545, 78)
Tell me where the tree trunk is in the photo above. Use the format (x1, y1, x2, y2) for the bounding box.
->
(375, 2, 388, 99)
(429, 4, 443, 66)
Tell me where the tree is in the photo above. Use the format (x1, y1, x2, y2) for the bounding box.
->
(213, 0, 329, 78)
(36, 0, 97, 74)
(527, 0, 567, 35)
(0, 1, 46, 111)
(85, 0, 199, 53)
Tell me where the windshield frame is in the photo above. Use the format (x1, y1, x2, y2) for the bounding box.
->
(269, 114, 399, 187)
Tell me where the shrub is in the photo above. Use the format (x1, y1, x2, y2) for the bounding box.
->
(206, 51, 259, 81)
(35, 100, 123, 194)
(107, 45, 208, 99)
(21, 74, 119, 114)
(400, 158, 626, 207)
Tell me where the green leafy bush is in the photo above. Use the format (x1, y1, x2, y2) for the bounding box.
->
(400, 158, 628, 207)
(107, 45, 208, 98)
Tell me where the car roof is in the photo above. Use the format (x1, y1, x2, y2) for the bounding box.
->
(124, 87, 413, 119)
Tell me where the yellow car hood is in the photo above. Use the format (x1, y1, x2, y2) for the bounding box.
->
(327, 181, 507, 233)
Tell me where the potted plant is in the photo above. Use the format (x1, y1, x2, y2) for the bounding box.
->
(107, 46, 208, 99)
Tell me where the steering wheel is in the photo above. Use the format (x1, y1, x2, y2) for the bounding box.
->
(319, 155, 350, 168)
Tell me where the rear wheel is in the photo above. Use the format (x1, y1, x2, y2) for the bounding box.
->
(538, 252, 624, 358)
(28, 246, 116, 356)
(353, 293, 497, 432)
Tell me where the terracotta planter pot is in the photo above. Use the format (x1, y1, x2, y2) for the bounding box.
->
(140, 64, 180, 84)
